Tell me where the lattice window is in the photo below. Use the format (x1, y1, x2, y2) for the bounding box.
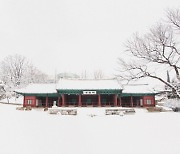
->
(146, 99, 152, 105)
(27, 99, 32, 105)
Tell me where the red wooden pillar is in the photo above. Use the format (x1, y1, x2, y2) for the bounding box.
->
(62, 94, 65, 107)
(142, 96, 145, 107)
(98, 94, 101, 107)
(78, 95, 82, 107)
(58, 96, 60, 107)
(45, 96, 48, 107)
(153, 96, 156, 106)
(119, 96, 122, 107)
(23, 95, 26, 107)
(114, 94, 118, 107)
(131, 96, 133, 107)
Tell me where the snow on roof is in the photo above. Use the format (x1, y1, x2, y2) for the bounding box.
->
(57, 79, 122, 90)
(15, 84, 57, 94)
(122, 84, 156, 94)
(15, 80, 156, 94)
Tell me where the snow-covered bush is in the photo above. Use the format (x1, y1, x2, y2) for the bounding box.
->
(164, 98, 180, 108)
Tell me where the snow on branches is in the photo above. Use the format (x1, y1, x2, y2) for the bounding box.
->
(117, 8, 180, 98)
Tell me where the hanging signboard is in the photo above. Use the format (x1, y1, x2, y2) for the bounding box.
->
(83, 91, 97, 95)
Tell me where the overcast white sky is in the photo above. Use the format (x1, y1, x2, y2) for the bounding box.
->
(0, 0, 179, 78)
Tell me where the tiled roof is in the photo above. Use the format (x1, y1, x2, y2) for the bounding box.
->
(57, 79, 122, 90)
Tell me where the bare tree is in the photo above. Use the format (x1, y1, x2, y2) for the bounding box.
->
(0, 54, 51, 100)
(81, 70, 88, 79)
(117, 8, 180, 97)
(0, 54, 28, 87)
(25, 64, 49, 84)
(94, 70, 104, 79)
(0, 54, 50, 86)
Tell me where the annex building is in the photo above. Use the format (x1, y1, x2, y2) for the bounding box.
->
(15, 79, 156, 107)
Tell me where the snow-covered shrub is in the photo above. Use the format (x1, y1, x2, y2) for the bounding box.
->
(164, 98, 180, 108)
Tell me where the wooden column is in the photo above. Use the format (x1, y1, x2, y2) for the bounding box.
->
(119, 96, 122, 107)
(98, 94, 101, 107)
(23, 95, 26, 107)
(142, 96, 145, 107)
(78, 95, 82, 107)
(62, 94, 65, 107)
(58, 96, 60, 107)
(131, 96, 133, 107)
(153, 96, 156, 106)
(46, 95, 48, 107)
(114, 94, 118, 107)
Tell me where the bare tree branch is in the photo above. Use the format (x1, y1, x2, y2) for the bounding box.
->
(118, 8, 180, 97)
(94, 70, 104, 79)
(167, 8, 180, 30)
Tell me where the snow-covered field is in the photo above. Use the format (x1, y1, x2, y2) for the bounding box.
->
(0, 104, 180, 154)
(0, 96, 23, 105)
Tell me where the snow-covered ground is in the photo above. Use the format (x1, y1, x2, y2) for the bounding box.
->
(0, 104, 180, 154)
(0, 96, 23, 105)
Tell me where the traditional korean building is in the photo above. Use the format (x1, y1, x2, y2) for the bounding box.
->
(15, 79, 156, 107)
